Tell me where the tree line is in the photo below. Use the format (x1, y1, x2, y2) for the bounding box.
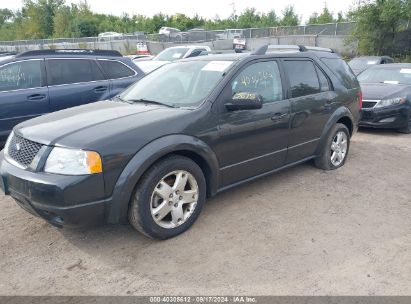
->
(0, 0, 346, 40)
(0, 0, 410, 56)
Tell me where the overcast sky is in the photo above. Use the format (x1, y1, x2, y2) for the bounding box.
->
(4, 0, 356, 23)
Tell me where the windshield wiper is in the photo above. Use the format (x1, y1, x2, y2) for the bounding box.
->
(112, 95, 132, 103)
(127, 98, 176, 108)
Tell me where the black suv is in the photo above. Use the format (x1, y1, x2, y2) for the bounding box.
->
(0, 49, 144, 145)
(0, 45, 361, 239)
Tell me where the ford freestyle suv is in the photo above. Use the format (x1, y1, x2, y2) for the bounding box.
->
(0, 49, 144, 145)
(0, 45, 361, 239)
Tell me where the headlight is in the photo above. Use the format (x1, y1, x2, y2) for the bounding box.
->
(375, 97, 406, 108)
(44, 147, 102, 175)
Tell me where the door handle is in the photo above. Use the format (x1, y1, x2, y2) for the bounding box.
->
(27, 94, 46, 101)
(271, 113, 287, 121)
(93, 86, 108, 93)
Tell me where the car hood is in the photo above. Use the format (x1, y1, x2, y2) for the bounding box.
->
(360, 82, 410, 100)
(134, 60, 168, 73)
(15, 100, 184, 147)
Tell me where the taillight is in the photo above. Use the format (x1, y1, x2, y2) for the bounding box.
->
(357, 91, 363, 109)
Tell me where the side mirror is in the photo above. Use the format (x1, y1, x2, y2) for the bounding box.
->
(225, 92, 263, 111)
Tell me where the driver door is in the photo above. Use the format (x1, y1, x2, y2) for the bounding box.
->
(215, 60, 291, 186)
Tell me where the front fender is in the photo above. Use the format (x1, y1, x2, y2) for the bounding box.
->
(106, 134, 220, 224)
(315, 106, 354, 156)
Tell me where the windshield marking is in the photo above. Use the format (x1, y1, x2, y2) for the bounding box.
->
(201, 61, 233, 72)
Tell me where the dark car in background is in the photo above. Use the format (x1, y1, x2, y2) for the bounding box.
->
(0, 45, 361, 239)
(358, 64, 411, 133)
(348, 55, 394, 75)
(0, 49, 144, 145)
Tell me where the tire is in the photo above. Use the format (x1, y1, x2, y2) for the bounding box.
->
(128, 155, 206, 239)
(314, 123, 350, 170)
(398, 119, 411, 134)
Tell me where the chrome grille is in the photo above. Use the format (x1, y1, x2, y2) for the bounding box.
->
(7, 134, 43, 167)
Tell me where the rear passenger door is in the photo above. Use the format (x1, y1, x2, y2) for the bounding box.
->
(282, 58, 336, 163)
(0, 59, 49, 143)
(97, 59, 139, 97)
(46, 58, 110, 111)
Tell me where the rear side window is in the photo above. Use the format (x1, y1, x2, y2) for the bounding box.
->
(283, 60, 320, 98)
(47, 59, 105, 86)
(321, 58, 357, 89)
(316, 66, 330, 92)
(98, 60, 136, 79)
(0, 60, 43, 91)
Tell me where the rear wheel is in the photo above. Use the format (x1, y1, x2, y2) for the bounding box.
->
(128, 155, 206, 239)
(314, 123, 350, 170)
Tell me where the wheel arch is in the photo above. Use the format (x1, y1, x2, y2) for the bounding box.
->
(315, 107, 354, 156)
(106, 134, 220, 224)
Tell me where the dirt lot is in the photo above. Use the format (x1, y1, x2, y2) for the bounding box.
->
(0, 129, 411, 296)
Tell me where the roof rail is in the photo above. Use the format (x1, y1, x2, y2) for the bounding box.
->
(252, 44, 334, 55)
(16, 49, 122, 58)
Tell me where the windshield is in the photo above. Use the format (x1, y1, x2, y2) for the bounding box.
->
(120, 60, 233, 107)
(348, 58, 379, 70)
(155, 48, 190, 61)
(357, 67, 411, 85)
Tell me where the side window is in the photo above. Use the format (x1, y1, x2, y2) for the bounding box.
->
(320, 58, 357, 89)
(98, 60, 136, 79)
(283, 60, 320, 98)
(187, 50, 202, 58)
(316, 66, 330, 92)
(0, 60, 43, 92)
(231, 61, 283, 103)
(47, 59, 104, 86)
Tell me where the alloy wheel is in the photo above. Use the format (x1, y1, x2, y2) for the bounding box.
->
(150, 170, 199, 229)
(330, 131, 348, 167)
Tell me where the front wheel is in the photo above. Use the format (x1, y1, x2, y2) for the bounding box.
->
(398, 118, 411, 134)
(128, 155, 206, 239)
(314, 123, 350, 170)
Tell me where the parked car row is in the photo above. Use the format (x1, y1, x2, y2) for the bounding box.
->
(0, 45, 409, 241)
(348, 55, 394, 75)
(157, 27, 247, 43)
(0, 49, 143, 145)
(133, 45, 211, 73)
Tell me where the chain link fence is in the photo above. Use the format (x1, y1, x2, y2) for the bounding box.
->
(0, 22, 355, 47)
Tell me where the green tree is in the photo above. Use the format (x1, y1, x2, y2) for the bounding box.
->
(0, 9, 14, 26)
(261, 10, 279, 27)
(308, 5, 335, 24)
(53, 5, 72, 37)
(280, 5, 300, 26)
(348, 0, 407, 55)
(336, 11, 347, 22)
(237, 8, 261, 28)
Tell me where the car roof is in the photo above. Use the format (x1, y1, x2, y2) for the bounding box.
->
(367, 63, 411, 69)
(166, 45, 211, 50)
(352, 55, 393, 60)
(1, 49, 124, 61)
(181, 49, 339, 63)
(181, 53, 249, 62)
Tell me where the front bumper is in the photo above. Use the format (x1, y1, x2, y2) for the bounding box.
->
(0, 151, 110, 228)
(359, 104, 410, 129)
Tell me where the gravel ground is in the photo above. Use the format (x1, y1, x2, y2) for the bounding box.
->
(0, 129, 411, 296)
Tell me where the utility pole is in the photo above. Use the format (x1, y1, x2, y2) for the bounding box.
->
(230, 2, 236, 19)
